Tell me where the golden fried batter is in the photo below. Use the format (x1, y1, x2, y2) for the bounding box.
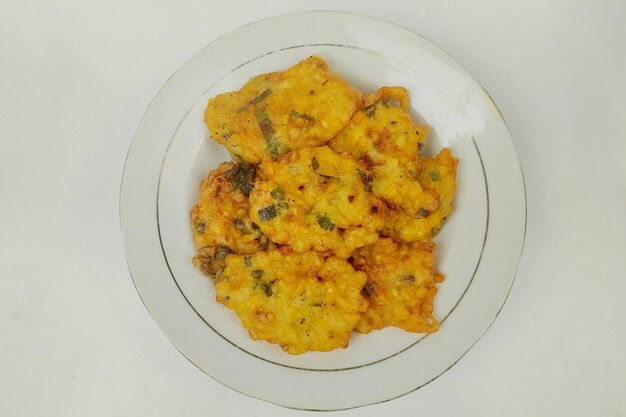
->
(190, 162, 269, 277)
(248, 146, 387, 258)
(215, 251, 368, 354)
(329, 87, 428, 164)
(205, 55, 362, 163)
(352, 238, 443, 334)
(329, 87, 439, 216)
(383, 148, 458, 242)
(193, 57, 459, 354)
(371, 158, 438, 215)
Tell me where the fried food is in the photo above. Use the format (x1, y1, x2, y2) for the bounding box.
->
(351, 238, 443, 334)
(329, 87, 428, 164)
(205, 55, 362, 163)
(329, 87, 439, 216)
(248, 146, 387, 258)
(383, 148, 458, 242)
(215, 251, 368, 354)
(192, 57, 459, 354)
(190, 162, 269, 277)
(371, 158, 438, 215)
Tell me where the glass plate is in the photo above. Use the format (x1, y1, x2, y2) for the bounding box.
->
(120, 11, 526, 411)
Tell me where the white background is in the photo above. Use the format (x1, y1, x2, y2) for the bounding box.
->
(1, 1, 625, 416)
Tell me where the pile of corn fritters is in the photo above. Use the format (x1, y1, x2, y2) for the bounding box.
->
(191, 56, 457, 355)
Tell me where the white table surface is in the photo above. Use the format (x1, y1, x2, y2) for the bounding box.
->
(1, 1, 625, 416)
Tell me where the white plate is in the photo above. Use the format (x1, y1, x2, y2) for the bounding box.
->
(120, 11, 526, 411)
